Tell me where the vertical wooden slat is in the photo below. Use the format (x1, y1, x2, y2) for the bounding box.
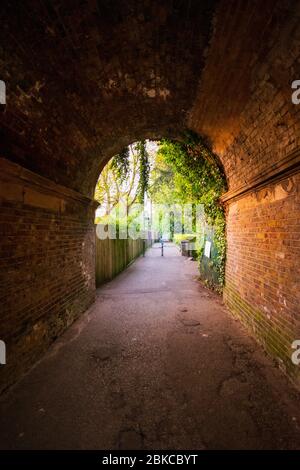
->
(95, 228, 151, 287)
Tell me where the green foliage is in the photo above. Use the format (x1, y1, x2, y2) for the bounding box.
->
(95, 140, 151, 219)
(136, 140, 150, 203)
(96, 134, 227, 288)
(149, 151, 176, 204)
(111, 146, 130, 182)
(157, 131, 227, 288)
(158, 131, 226, 212)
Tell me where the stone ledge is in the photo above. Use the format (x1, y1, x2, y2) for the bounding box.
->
(220, 149, 300, 204)
(0, 157, 97, 212)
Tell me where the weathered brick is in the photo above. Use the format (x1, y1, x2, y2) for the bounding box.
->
(0, 0, 300, 392)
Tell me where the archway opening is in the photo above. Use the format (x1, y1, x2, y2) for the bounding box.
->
(93, 134, 227, 292)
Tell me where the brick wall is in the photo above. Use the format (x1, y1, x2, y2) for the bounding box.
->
(0, 159, 95, 394)
(189, 0, 300, 386)
(0, 0, 216, 197)
(224, 172, 300, 386)
(190, 0, 300, 184)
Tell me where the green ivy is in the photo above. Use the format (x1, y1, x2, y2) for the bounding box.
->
(111, 146, 130, 182)
(111, 141, 151, 204)
(158, 130, 227, 289)
(136, 140, 150, 203)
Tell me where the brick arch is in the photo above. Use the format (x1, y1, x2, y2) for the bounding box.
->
(0, 0, 216, 197)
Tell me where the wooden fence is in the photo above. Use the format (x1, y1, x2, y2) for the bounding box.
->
(95, 232, 152, 287)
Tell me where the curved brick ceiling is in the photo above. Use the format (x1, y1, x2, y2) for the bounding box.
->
(0, 0, 299, 196)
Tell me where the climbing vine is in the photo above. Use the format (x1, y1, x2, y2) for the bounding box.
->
(97, 134, 227, 289)
(111, 146, 130, 182)
(157, 130, 227, 289)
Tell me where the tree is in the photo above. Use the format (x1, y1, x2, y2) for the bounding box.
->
(155, 132, 227, 288)
(94, 141, 153, 232)
(95, 144, 140, 220)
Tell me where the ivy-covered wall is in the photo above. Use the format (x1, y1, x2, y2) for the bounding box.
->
(199, 226, 222, 291)
(158, 131, 227, 292)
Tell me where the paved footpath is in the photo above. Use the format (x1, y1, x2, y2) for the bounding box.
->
(0, 243, 300, 449)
